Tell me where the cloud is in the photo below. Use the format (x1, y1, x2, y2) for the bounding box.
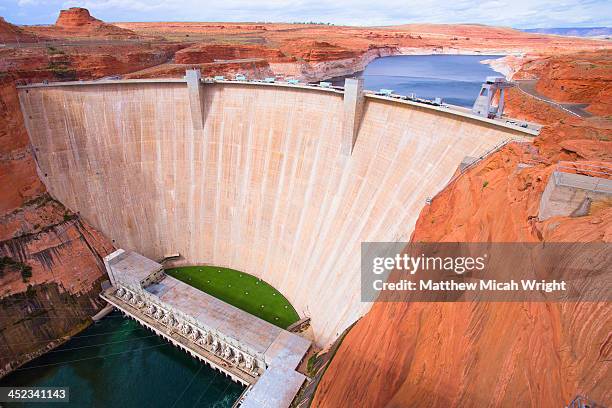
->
(62, 0, 168, 12)
(7, 0, 612, 27)
(17, 0, 40, 6)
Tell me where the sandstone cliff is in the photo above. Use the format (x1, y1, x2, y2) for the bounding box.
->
(0, 43, 184, 83)
(0, 17, 40, 43)
(0, 79, 115, 377)
(531, 51, 611, 116)
(0, 80, 45, 214)
(0, 55, 115, 376)
(54, 7, 138, 39)
(1, 9, 611, 394)
(312, 144, 611, 407)
(175, 43, 294, 64)
(0, 194, 114, 376)
(312, 87, 611, 407)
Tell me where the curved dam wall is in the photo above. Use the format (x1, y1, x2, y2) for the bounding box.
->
(18, 80, 531, 345)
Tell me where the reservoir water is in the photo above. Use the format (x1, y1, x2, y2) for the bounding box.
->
(0, 312, 244, 407)
(1, 54, 504, 408)
(329, 54, 504, 107)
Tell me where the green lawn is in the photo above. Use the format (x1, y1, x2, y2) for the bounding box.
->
(165, 265, 300, 329)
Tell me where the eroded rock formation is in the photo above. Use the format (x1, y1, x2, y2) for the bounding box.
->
(52, 7, 138, 38)
(0, 9, 610, 395)
(0, 50, 115, 375)
(0, 282, 103, 377)
(175, 43, 294, 64)
(0, 17, 40, 43)
(530, 51, 611, 116)
(55, 7, 103, 28)
(312, 90, 611, 408)
(0, 80, 45, 214)
(0, 196, 114, 376)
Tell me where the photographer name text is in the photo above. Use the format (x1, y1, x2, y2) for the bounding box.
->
(373, 279, 567, 292)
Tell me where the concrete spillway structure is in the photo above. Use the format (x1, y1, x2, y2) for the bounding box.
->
(18, 75, 535, 345)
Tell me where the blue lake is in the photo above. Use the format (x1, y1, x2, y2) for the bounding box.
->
(330, 54, 504, 107)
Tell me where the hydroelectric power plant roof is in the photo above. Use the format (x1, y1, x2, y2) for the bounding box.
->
(18, 73, 536, 348)
(104, 250, 311, 407)
(148, 276, 282, 355)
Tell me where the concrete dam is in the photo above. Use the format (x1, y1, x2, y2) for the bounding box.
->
(18, 73, 535, 346)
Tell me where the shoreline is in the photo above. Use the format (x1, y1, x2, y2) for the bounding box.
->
(0, 319, 92, 379)
(301, 47, 522, 83)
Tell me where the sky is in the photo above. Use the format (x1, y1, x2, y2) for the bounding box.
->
(1, 0, 610, 28)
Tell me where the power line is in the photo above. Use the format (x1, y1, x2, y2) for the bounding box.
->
(217, 378, 240, 407)
(3, 334, 161, 360)
(0, 327, 146, 348)
(0, 303, 112, 317)
(191, 369, 219, 408)
(170, 364, 203, 408)
(0, 312, 127, 318)
(190, 368, 244, 408)
(0, 303, 101, 312)
(40, 333, 159, 354)
(3, 329, 244, 405)
(11, 343, 171, 372)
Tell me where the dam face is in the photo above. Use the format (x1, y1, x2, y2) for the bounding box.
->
(18, 78, 531, 345)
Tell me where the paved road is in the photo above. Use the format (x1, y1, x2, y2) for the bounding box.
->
(515, 79, 592, 118)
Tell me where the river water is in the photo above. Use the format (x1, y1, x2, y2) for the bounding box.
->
(329, 54, 504, 107)
(0, 312, 244, 407)
(1, 54, 504, 408)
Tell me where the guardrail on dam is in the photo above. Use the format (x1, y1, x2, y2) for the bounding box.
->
(17, 72, 537, 346)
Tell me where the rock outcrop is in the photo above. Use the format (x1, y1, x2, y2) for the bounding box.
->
(175, 43, 294, 64)
(56, 7, 131, 36)
(55, 7, 102, 28)
(22, 7, 139, 39)
(124, 58, 274, 79)
(532, 51, 611, 115)
(1, 9, 611, 395)
(0, 17, 40, 43)
(282, 40, 361, 62)
(0, 79, 45, 214)
(0, 66, 115, 377)
(0, 283, 102, 377)
(0, 43, 184, 83)
(486, 50, 611, 117)
(312, 65, 611, 406)
(0, 194, 114, 376)
(312, 140, 611, 407)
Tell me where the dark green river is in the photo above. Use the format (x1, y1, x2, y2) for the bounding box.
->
(0, 312, 244, 407)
